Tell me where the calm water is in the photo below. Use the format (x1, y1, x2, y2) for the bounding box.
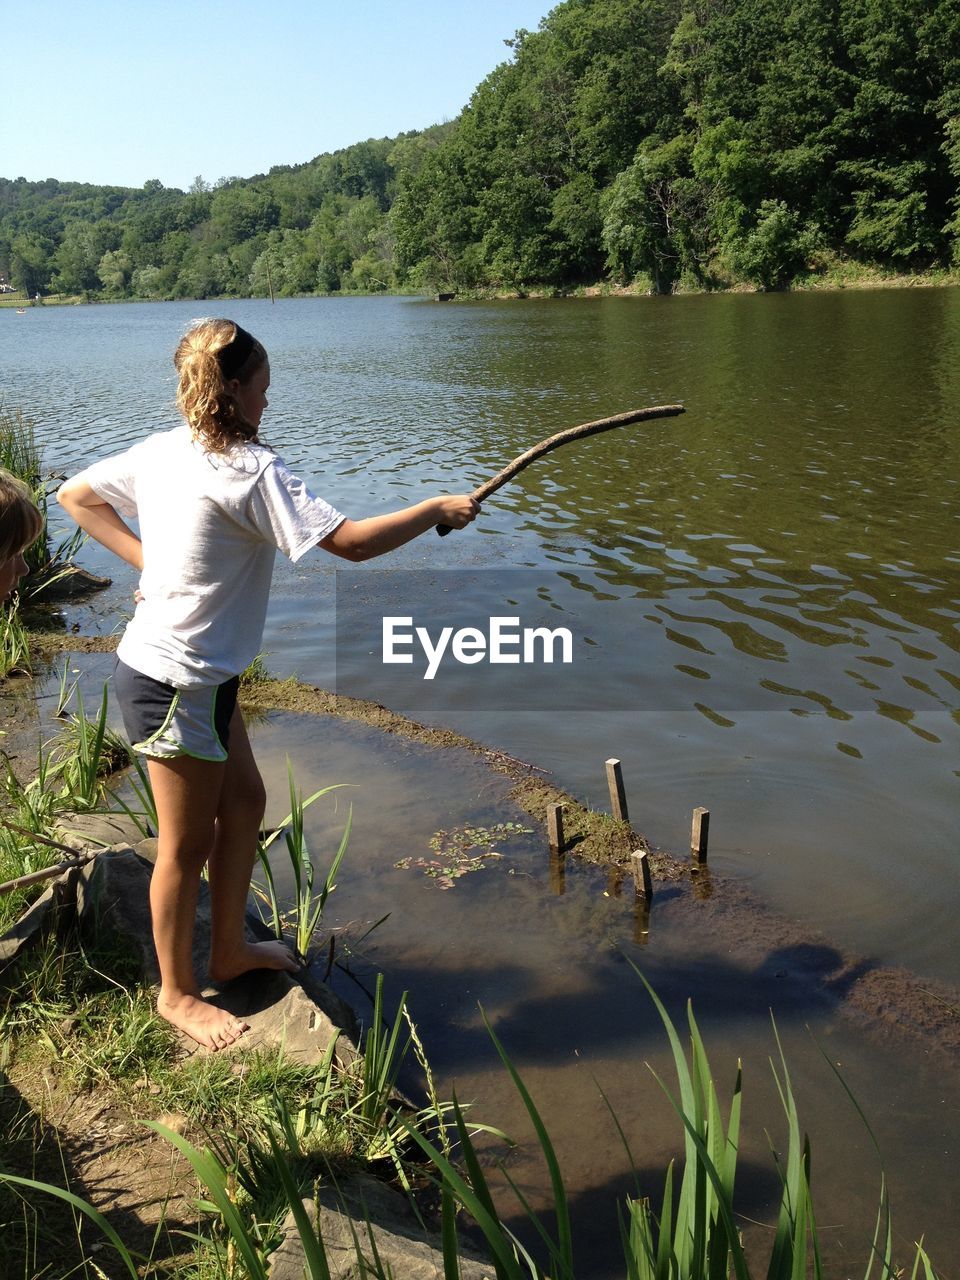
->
(5, 293, 958, 979)
(4, 294, 960, 1269)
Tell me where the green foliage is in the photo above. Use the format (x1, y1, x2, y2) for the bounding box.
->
(1, 681, 131, 850)
(724, 199, 821, 289)
(1, 0, 957, 298)
(0, 598, 30, 678)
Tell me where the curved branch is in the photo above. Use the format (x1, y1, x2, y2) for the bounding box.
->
(438, 403, 685, 535)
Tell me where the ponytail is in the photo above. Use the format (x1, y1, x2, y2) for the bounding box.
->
(174, 319, 267, 453)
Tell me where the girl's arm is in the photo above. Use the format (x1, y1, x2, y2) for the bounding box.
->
(320, 495, 479, 562)
(57, 477, 144, 572)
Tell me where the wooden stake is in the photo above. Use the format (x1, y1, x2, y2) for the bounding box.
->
(691, 807, 710, 864)
(546, 803, 565, 852)
(605, 758, 629, 823)
(631, 849, 653, 900)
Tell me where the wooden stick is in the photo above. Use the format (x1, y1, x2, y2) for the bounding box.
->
(546, 803, 565, 852)
(437, 403, 685, 534)
(0, 819, 97, 899)
(605, 758, 629, 823)
(691, 807, 710, 864)
(0, 851, 98, 898)
(0, 819, 85, 857)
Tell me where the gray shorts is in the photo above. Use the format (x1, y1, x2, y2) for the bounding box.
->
(113, 659, 239, 762)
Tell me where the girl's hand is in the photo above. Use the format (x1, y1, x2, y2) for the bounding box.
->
(434, 495, 481, 529)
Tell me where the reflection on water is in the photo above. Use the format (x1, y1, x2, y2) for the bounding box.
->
(3, 291, 958, 984)
(244, 710, 960, 1278)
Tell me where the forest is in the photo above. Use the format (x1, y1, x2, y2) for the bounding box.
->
(2, 0, 958, 299)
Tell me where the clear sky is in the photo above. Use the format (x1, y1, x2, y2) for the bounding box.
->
(3, 1, 553, 190)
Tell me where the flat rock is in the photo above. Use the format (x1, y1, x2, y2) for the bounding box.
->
(75, 846, 357, 1063)
(56, 811, 152, 851)
(268, 1173, 495, 1280)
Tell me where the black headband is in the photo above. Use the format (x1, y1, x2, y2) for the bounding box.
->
(218, 324, 256, 379)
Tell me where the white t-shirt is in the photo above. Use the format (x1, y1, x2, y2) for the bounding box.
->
(80, 425, 345, 687)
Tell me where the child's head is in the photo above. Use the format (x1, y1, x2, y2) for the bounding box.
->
(175, 319, 269, 452)
(0, 469, 42, 601)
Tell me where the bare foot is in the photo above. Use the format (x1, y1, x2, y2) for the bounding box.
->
(157, 989, 249, 1051)
(208, 939, 301, 984)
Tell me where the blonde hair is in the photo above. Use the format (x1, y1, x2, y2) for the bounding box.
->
(174, 318, 268, 453)
(0, 469, 42, 565)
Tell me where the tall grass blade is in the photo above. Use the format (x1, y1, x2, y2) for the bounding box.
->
(144, 1121, 269, 1279)
(440, 1185, 462, 1280)
(480, 1007, 574, 1280)
(401, 1095, 527, 1280)
(265, 1128, 333, 1280)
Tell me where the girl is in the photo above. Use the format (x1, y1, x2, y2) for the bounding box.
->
(58, 318, 478, 1050)
(0, 469, 42, 602)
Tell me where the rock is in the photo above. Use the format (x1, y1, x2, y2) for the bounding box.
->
(203, 967, 358, 1066)
(75, 847, 357, 1064)
(0, 864, 80, 968)
(268, 1173, 495, 1280)
(77, 847, 161, 982)
(56, 811, 152, 851)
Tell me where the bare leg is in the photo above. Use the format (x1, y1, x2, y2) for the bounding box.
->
(147, 752, 250, 1050)
(207, 707, 299, 983)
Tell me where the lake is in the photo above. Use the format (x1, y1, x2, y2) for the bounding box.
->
(3, 291, 959, 1269)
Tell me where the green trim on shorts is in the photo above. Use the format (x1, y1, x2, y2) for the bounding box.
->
(132, 691, 180, 754)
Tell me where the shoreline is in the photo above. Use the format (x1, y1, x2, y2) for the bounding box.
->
(22, 632, 960, 1066)
(4, 268, 959, 312)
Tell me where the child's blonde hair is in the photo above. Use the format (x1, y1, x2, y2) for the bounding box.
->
(0, 469, 42, 564)
(174, 319, 268, 453)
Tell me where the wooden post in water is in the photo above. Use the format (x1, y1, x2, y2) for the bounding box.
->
(547, 803, 565, 852)
(691, 807, 710, 865)
(605, 758, 629, 823)
(631, 849, 653, 900)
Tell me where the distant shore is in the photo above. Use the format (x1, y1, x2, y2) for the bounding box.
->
(3, 267, 959, 312)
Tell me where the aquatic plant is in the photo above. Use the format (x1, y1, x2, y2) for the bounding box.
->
(395, 820, 532, 888)
(253, 760, 351, 962)
(0, 596, 31, 678)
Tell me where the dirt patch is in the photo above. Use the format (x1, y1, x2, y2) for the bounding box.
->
(27, 631, 119, 655)
(1, 1064, 199, 1278)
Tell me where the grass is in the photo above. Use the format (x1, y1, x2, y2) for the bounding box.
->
(0, 682, 133, 916)
(0, 405, 92, 676)
(0, 670, 944, 1275)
